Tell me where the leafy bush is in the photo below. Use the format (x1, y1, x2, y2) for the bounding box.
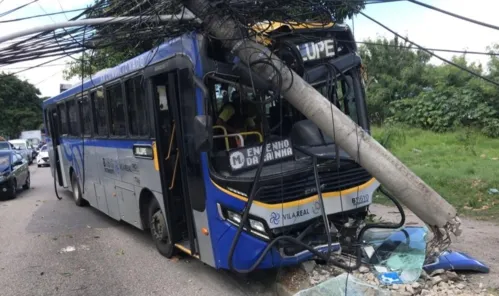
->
(361, 37, 499, 138)
(386, 87, 499, 137)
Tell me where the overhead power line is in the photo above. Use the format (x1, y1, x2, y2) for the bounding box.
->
(341, 40, 499, 56)
(408, 0, 499, 31)
(3, 55, 68, 76)
(0, 11, 197, 44)
(0, 7, 88, 24)
(0, 63, 67, 70)
(0, 0, 38, 17)
(359, 12, 499, 87)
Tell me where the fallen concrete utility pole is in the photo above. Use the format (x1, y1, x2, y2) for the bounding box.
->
(0, 5, 461, 238)
(183, 0, 461, 237)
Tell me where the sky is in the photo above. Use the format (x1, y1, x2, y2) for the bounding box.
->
(0, 0, 498, 98)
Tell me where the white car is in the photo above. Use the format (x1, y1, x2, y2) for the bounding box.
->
(9, 139, 33, 164)
(36, 145, 50, 167)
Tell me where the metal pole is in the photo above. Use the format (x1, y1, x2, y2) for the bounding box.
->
(0, 9, 197, 44)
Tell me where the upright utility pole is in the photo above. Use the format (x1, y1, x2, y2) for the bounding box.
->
(183, 0, 461, 236)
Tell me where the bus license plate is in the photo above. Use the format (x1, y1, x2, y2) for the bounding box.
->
(352, 194, 370, 206)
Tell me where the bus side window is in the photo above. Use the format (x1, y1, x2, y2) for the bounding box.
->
(80, 97, 92, 136)
(106, 83, 127, 137)
(67, 98, 80, 137)
(57, 102, 68, 135)
(125, 76, 149, 137)
(91, 88, 108, 137)
(44, 109, 51, 137)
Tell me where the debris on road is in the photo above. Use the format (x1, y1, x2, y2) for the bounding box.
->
(59, 246, 76, 253)
(423, 250, 490, 274)
(488, 188, 499, 195)
(281, 257, 492, 295)
(60, 272, 72, 277)
(280, 226, 492, 296)
(300, 261, 316, 274)
(363, 226, 428, 285)
(79, 245, 90, 251)
(295, 273, 389, 296)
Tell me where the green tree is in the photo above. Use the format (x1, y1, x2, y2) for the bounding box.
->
(359, 37, 432, 124)
(0, 74, 43, 138)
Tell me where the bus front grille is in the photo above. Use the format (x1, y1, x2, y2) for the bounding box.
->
(257, 167, 372, 204)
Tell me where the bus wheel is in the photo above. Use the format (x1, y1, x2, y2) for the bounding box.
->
(71, 173, 85, 207)
(148, 198, 175, 258)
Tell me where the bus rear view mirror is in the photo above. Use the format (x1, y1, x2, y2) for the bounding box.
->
(193, 115, 213, 152)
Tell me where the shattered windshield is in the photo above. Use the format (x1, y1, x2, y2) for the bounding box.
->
(207, 74, 361, 177)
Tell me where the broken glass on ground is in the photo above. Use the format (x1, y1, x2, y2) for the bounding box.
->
(362, 226, 428, 285)
(294, 273, 390, 296)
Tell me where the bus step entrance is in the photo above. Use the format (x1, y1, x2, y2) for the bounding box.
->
(174, 239, 199, 258)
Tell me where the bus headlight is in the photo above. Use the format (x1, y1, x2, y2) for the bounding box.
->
(249, 219, 266, 233)
(227, 211, 242, 224)
(219, 204, 269, 240)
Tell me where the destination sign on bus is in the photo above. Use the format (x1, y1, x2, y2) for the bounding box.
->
(229, 139, 294, 171)
(296, 39, 336, 62)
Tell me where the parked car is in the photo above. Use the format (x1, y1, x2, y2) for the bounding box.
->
(8, 139, 33, 165)
(0, 150, 30, 199)
(36, 145, 50, 167)
(35, 142, 46, 154)
(0, 141, 12, 151)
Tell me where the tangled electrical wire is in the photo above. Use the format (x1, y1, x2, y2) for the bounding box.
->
(0, 0, 387, 66)
(0, 0, 199, 65)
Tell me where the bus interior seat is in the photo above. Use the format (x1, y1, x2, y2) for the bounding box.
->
(290, 119, 334, 147)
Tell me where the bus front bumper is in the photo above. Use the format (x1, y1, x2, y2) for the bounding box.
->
(214, 221, 342, 270)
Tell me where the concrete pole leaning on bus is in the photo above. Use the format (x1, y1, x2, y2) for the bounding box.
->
(183, 0, 462, 240)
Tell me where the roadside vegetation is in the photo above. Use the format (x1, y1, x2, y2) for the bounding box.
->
(372, 126, 499, 220)
(361, 37, 499, 138)
(0, 73, 44, 139)
(361, 36, 499, 219)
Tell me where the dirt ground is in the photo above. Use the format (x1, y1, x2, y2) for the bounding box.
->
(370, 204, 499, 290)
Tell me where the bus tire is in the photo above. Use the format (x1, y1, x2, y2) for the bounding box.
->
(71, 173, 85, 207)
(148, 198, 175, 258)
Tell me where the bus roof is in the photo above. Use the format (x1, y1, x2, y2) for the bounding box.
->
(43, 32, 199, 107)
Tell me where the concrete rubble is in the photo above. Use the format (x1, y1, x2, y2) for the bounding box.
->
(288, 261, 495, 296)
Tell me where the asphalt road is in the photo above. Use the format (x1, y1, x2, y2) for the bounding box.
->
(0, 166, 279, 296)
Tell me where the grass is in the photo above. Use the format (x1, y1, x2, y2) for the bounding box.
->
(371, 126, 499, 220)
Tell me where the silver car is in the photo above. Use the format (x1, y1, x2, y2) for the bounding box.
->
(8, 139, 33, 165)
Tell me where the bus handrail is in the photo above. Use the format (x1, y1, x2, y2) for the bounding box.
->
(213, 134, 245, 148)
(238, 131, 263, 143)
(213, 125, 230, 151)
(166, 121, 176, 160)
(169, 149, 180, 190)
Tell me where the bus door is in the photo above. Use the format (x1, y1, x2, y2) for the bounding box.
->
(46, 107, 64, 187)
(150, 68, 205, 258)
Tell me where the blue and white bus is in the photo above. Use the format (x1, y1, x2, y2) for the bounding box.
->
(43, 22, 379, 272)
